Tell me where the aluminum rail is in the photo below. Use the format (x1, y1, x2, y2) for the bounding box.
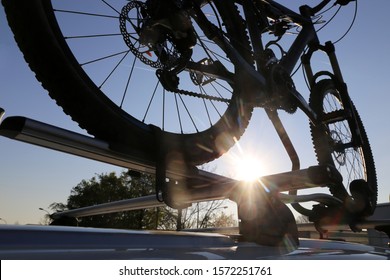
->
(49, 192, 341, 219)
(0, 116, 157, 174)
(51, 195, 164, 219)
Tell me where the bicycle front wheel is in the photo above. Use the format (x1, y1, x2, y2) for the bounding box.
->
(309, 79, 377, 215)
(3, 0, 253, 165)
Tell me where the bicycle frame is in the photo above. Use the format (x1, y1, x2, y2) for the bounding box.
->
(191, 0, 348, 125)
(191, 0, 361, 211)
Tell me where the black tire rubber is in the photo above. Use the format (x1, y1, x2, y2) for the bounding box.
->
(309, 79, 377, 215)
(2, 0, 254, 166)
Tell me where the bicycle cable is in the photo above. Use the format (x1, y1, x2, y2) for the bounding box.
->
(316, 5, 341, 33)
(317, 2, 337, 17)
(291, 2, 338, 78)
(333, 0, 358, 44)
(315, 0, 358, 45)
(293, 0, 358, 79)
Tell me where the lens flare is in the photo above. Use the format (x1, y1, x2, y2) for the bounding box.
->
(234, 156, 264, 182)
(226, 138, 268, 182)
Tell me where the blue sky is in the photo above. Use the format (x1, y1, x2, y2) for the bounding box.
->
(1, 0, 390, 225)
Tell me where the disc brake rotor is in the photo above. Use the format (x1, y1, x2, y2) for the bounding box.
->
(119, 0, 180, 69)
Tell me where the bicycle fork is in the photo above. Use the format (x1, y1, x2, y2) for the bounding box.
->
(302, 41, 364, 147)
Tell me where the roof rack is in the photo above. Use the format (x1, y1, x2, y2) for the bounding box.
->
(1, 115, 389, 246)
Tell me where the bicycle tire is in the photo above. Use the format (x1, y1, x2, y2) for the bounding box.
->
(2, 0, 253, 166)
(309, 79, 377, 215)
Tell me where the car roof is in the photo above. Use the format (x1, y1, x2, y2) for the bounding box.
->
(1, 225, 389, 260)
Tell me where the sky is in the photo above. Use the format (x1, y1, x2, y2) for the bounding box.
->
(1, 0, 390, 225)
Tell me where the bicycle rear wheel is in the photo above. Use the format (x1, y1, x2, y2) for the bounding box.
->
(309, 79, 377, 215)
(3, 0, 253, 165)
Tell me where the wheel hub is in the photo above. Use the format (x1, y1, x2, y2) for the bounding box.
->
(119, 1, 179, 69)
(119, 0, 196, 71)
(330, 130, 347, 166)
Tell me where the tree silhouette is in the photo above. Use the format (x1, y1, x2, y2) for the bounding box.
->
(48, 171, 235, 230)
(63, 171, 173, 229)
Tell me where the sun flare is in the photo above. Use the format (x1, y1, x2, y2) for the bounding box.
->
(234, 156, 265, 182)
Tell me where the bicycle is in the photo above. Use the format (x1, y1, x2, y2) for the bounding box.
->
(2, 0, 377, 235)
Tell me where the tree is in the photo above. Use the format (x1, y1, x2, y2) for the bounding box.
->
(64, 171, 167, 229)
(180, 200, 236, 229)
(48, 171, 236, 230)
(48, 202, 68, 212)
(212, 211, 237, 228)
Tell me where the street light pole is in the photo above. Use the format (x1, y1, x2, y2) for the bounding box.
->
(39, 208, 52, 225)
(39, 207, 50, 215)
(0, 218, 7, 224)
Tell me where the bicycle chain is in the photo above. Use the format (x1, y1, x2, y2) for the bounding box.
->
(169, 84, 230, 103)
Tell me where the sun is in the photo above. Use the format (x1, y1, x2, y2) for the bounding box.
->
(234, 156, 265, 182)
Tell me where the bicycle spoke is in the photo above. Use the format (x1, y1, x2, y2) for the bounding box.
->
(177, 94, 199, 133)
(80, 50, 129, 66)
(120, 54, 137, 108)
(210, 81, 231, 105)
(54, 9, 118, 19)
(208, 98, 223, 119)
(101, 0, 121, 15)
(143, 83, 157, 122)
(99, 50, 131, 89)
(200, 87, 213, 127)
(65, 33, 122, 39)
(162, 89, 167, 131)
(195, 41, 231, 63)
(174, 93, 184, 134)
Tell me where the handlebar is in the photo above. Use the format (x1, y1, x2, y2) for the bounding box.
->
(311, 0, 355, 15)
(336, 0, 356, 6)
(311, 0, 332, 15)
